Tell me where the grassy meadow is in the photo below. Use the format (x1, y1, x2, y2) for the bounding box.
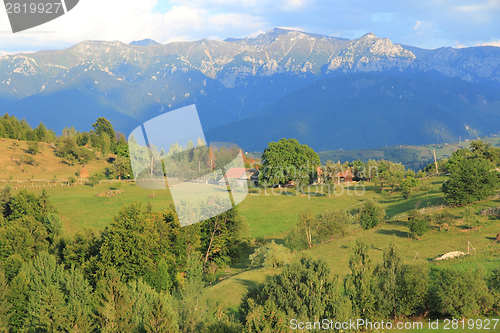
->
(1, 137, 500, 331)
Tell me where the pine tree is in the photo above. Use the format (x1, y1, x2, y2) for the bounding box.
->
(0, 269, 11, 332)
(374, 244, 402, 319)
(94, 269, 133, 332)
(7, 270, 29, 332)
(145, 293, 178, 333)
(24, 253, 69, 332)
(62, 267, 95, 332)
(344, 240, 376, 319)
(178, 254, 206, 333)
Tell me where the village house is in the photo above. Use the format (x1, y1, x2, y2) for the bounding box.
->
(218, 168, 260, 187)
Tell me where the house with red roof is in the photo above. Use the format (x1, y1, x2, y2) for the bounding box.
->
(218, 168, 259, 186)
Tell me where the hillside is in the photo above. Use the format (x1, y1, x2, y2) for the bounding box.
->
(318, 133, 500, 170)
(0, 138, 109, 181)
(1, 135, 499, 331)
(207, 73, 500, 151)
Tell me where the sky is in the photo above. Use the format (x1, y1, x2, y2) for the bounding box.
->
(0, 0, 499, 54)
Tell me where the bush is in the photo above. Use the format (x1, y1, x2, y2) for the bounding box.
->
(432, 211, 454, 231)
(249, 240, 291, 269)
(284, 228, 308, 251)
(359, 200, 386, 229)
(23, 155, 39, 167)
(490, 269, 500, 314)
(396, 265, 429, 317)
(315, 209, 352, 242)
(432, 267, 493, 318)
(27, 142, 40, 155)
(407, 211, 429, 239)
(462, 206, 486, 228)
(241, 257, 351, 327)
(68, 177, 77, 186)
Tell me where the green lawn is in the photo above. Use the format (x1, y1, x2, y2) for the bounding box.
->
(200, 184, 500, 319)
(8, 173, 500, 327)
(15, 181, 174, 234)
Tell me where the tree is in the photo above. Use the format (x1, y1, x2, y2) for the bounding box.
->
(407, 211, 429, 239)
(7, 269, 29, 331)
(145, 292, 179, 333)
(94, 269, 134, 332)
(297, 210, 316, 248)
(57, 137, 95, 165)
(127, 279, 178, 333)
(8, 252, 95, 332)
(178, 253, 207, 333)
(358, 200, 385, 229)
(344, 240, 375, 319)
(0, 269, 10, 331)
(114, 135, 129, 158)
(442, 156, 498, 206)
(400, 175, 420, 200)
(373, 244, 401, 319)
(198, 207, 241, 271)
(93, 117, 115, 140)
(241, 257, 351, 326)
(433, 267, 493, 318)
(396, 264, 429, 317)
(99, 203, 155, 281)
(260, 138, 320, 186)
(34, 122, 47, 142)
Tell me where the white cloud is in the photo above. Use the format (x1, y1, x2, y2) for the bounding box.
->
(0, 0, 498, 53)
(282, 0, 305, 10)
(455, 0, 500, 13)
(0, 0, 267, 52)
(476, 40, 500, 47)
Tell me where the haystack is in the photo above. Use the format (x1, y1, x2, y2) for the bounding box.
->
(80, 165, 90, 179)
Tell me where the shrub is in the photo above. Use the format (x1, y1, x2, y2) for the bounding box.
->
(23, 155, 39, 167)
(432, 267, 493, 318)
(396, 265, 429, 317)
(284, 228, 308, 251)
(490, 269, 500, 314)
(407, 211, 429, 239)
(462, 206, 486, 228)
(68, 177, 77, 186)
(315, 209, 352, 242)
(26, 142, 40, 155)
(359, 200, 385, 229)
(249, 240, 291, 269)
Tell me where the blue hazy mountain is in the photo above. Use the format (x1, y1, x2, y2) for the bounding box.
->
(0, 28, 499, 150)
(129, 39, 161, 46)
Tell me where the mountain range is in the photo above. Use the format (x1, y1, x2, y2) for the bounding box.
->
(1, 28, 499, 151)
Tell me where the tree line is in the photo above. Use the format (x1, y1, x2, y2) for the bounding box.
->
(0, 188, 247, 332)
(240, 243, 500, 332)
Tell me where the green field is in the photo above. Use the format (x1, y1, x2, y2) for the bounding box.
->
(2, 137, 500, 330)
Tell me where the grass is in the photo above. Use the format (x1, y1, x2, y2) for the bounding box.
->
(17, 182, 174, 234)
(1, 138, 499, 327)
(0, 138, 110, 181)
(200, 193, 500, 318)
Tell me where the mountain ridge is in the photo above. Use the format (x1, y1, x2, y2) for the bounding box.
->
(1, 28, 499, 151)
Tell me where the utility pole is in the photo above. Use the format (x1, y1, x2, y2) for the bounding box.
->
(433, 149, 438, 174)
